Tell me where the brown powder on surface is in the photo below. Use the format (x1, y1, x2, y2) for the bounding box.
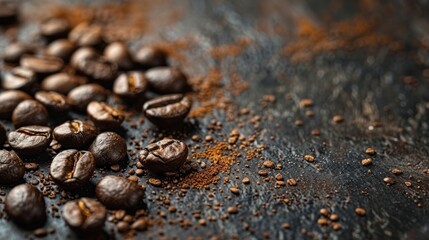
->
(153, 39, 193, 65)
(179, 141, 265, 189)
(179, 142, 238, 189)
(245, 146, 264, 161)
(226, 68, 250, 96)
(49, 2, 147, 41)
(48, 0, 184, 42)
(188, 69, 228, 118)
(209, 37, 253, 60)
(283, 16, 403, 63)
(188, 67, 250, 118)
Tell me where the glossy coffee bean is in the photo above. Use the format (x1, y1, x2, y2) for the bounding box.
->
(35, 91, 70, 114)
(1, 67, 37, 92)
(0, 1, 17, 25)
(0, 150, 25, 184)
(134, 46, 167, 68)
(145, 67, 189, 94)
(113, 72, 148, 99)
(40, 18, 71, 40)
(95, 175, 144, 210)
(77, 56, 118, 83)
(0, 90, 32, 119)
(143, 94, 192, 128)
(69, 22, 104, 48)
(46, 39, 75, 61)
(12, 100, 49, 128)
(0, 123, 6, 144)
(41, 73, 85, 95)
(87, 102, 124, 130)
(50, 149, 95, 190)
(70, 47, 98, 68)
(53, 120, 97, 149)
(5, 184, 46, 228)
(103, 42, 134, 70)
(139, 139, 188, 173)
(89, 132, 127, 166)
(8, 126, 52, 155)
(62, 198, 106, 232)
(3, 42, 33, 64)
(20, 55, 64, 75)
(67, 84, 107, 111)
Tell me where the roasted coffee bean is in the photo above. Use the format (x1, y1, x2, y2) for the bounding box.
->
(40, 18, 71, 40)
(12, 100, 49, 128)
(69, 22, 104, 48)
(113, 72, 148, 99)
(77, 56, 118, 83)
(3, 42, 33, 64)
(46, 39, 75, 61)
(87, 102, 124, 130)
(50, 149, 95, 190)
(134, 46, 167, 68)
(145, 67, 189, 94)
(0, 1, 17, 24)
(89, 132, 127, 166)
(5, 184, 46, 228)
(138, 139, 188, 173)
(67, 84, 107, 111)
(0, 150, 25, 184)
(103, 42, 134, 70)
(20, 55, 64, 75)
(8, 126, 52, 155)
(0, 123, 6, 144)
(70, 47, 98, 68)
(41, 73, 85, 95)
(95, 175, 144, 210)
(35, 91, 70, 114)
(1, 67, 37, 92)
(62, 198, 106, 232)
(143, 94, 192, 128)
(0, 90, 32, 119)
(53, 120, 97, 149)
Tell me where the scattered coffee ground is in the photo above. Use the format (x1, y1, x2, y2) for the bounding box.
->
(178, 141, 263, 189)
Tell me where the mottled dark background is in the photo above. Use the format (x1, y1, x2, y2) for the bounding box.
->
(1, 0, 429, 239)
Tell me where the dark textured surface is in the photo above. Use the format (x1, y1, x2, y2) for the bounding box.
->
(0, 0, 429, 239)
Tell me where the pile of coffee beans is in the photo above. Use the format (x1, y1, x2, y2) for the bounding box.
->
(0, 5, 192, 234)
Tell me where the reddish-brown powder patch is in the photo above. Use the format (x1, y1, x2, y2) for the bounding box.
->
(179, 141, 265, 189)
(179, 142, 238, 189)
(48, 0, 184, 42)
(283, 16, 403, 63)
(209, 37, 253, 60)
(188, 69, 226, 118)
(188, 67, 250, 118)
(153, 39, 193, 66)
